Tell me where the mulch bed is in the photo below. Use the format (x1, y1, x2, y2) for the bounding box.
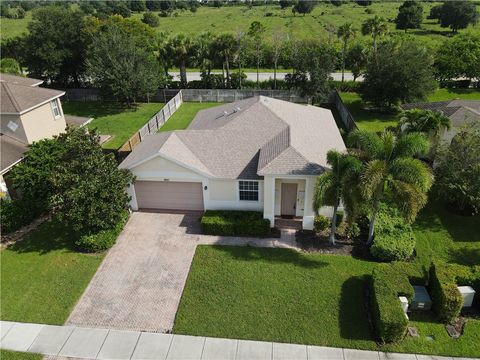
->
(296, 230, 370, 258)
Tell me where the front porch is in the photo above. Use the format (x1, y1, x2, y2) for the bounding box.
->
(274, 216, 303, 230)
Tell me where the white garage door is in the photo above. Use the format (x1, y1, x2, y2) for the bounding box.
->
(135, 181, 204, 211)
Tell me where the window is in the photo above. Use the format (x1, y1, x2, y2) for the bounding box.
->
(239, 181, 259, 201)
(51, 99, 61, 118)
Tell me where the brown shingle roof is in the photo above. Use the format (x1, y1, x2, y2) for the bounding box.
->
(1, 81, 65, 114)
(0, 134, 28, 174)
(0, 73, 43, 87)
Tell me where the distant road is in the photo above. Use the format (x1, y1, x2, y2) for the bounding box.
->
(170, 71, 363, 82)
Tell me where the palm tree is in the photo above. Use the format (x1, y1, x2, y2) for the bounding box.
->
(156, 32, 172, 77)
(361, 16, 388, 52)
(167, 33, 192, 87)
(313, 150, 362, 245)
(337, 23, 356, 83)
(213, 33, 237, 88)
(193, 32, 216, 86)
(348, 130, 433, 244)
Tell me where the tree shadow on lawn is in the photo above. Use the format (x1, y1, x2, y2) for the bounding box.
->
(448, 247, 480, 266)
(7, 220, 78, 255)
(339, 275, 375, 341)
(210, 245, 329, 269)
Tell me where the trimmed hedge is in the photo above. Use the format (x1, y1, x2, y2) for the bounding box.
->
(370, 205, 416, 262)
(75, 211, 129, 252)
(371, 264, 411, 343)
(0, 198, 44, 234)
(201, 210, 270, 237)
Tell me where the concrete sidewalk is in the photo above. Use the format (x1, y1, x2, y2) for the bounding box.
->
(1, 321, 477, 360)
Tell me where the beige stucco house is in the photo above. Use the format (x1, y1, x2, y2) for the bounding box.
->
(120, 96, 346, 230)
(0, 73, 91, 197)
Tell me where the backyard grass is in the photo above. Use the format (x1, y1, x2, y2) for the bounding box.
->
(2, 3, 478, 45)
(0, 220, 104, 324)
(62, 102, 163, 149)
(340, 89, 480, 133)
(174, 195, 480, 357)
(0, 350, 42, 360)
(158, 102, 219, 132)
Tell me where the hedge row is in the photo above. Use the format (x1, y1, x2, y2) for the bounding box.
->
(429, 262, 480, 323)
(370, 262, 428, 343)
(201, 210, 270, 237)
(75, 211, 129, 252)
(0, 198, 45, 234)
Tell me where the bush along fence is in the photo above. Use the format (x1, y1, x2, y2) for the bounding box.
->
(117, 91, 183, 160)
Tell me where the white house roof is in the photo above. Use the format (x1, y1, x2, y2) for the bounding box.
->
(120, 96, 346, 179)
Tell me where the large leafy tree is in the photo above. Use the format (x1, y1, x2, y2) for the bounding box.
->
(313, 150, 362, 244)
(293, 1, 316, 16)
(348, 130, 433, 244)
(434, 33, 480, 83)
(435, 125, 480, 215)
(86, 24, 162, 105)
(0, 58, 21, 75)
(24, 5, 87, 86)
(248, 21, 266, 85)
(428, 1, 478, 33)
(395, 1, 423, 32)
(361, 15, 388, 52)
(345, 43, 368, 82)
(337, 23, 356, 83)
(51, 128, 134, 234)
(167, 33, 194, 86)
(361, 39, 436, 109)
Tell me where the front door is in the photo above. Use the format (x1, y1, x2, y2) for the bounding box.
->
(281, 183, 297, 216)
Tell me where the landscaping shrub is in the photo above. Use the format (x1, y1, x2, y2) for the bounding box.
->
(346, 222, 361, 238)
(370, 205, 416, 261)
(75, 211, 129, 252)
(370, 264, 411, 343)
(201, 210, 270, 237)
(314, 215, 330, 232)
(330, 80, 361, 92)
(0, 198, 44, 234)
(142, 12, 159, 27)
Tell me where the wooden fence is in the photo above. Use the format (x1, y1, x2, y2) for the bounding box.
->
(329, 89, 358, 132)
(117, 91, 183, 159)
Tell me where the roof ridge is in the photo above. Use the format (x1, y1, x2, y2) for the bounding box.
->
(1, 82, 21, 112)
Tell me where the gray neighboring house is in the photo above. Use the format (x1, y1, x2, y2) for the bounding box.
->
(0, 73, 92, 198)
(120, 96, 346, 230)
(401, 99, 480, 144)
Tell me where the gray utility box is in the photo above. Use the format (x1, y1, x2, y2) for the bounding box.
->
(410, 286, 432, 311)
(458, 286, 476, 308)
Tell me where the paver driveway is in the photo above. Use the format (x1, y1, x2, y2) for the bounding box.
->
(67, 211, 203, 333)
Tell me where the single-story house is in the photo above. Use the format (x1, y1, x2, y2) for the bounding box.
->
(401, 99, 480, 145)
(119, 96, 346, 230)
(0, 73, 92, 197)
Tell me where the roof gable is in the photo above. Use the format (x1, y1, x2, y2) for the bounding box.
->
(1, 81, 64, 114)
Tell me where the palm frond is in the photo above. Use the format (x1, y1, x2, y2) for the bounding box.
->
(313, 172, 337, 212)
(347, 130, 383, 160)
(360, 159, 387, 200)
(390, 158, 433, 192)
(394, 132, 430, 158)
(389, 180, 428, 222)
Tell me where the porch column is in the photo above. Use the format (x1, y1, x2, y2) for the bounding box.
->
(302, 177, 315, 230)
(263, 175, 276, 227)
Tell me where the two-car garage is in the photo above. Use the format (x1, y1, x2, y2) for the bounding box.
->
(134, 181, 204, 211)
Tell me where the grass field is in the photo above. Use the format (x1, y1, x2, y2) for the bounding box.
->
(0, 350, 42, 360)
(340, 89, 480, 133)
(174, 193, 480, 357)
(0, 220, 104, 324)
(62, 102, 163, 150)
(2, 2, 479, 45)
(158, 102, 219, 132)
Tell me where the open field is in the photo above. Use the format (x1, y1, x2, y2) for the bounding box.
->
(158, 102, 219, 132)
(0, 220, 104, 325)
(175, 195, 480, 357)
(340, 89, 480, 133)
(2, 2, 479, 45)
(62, 102, 163, 150)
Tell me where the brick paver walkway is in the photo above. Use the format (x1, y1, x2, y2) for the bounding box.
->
(66, 212, 299, 333)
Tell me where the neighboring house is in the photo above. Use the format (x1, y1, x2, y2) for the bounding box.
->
(0, 73, 91, 197)
(120, 96, 346, 230)
(402, 99, 480, 145)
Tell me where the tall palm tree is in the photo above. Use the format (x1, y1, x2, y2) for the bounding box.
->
(361, 16, 388, 53)
(167, 33, 192, 87)
(348, 130, 433, 244)
(213, 33, 237, 89)
(156, 32, 172, 77)
(337, 23, 356, 83)
(313, 150, 362, 245)
(193, 32, 216, 85)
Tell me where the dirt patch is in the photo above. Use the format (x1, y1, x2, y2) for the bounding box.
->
(296, 230, 370, 258)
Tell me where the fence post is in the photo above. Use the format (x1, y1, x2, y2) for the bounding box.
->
(147, 122, 151, 134)
(128, 140, 132, 152)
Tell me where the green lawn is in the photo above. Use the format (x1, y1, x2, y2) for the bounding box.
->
(0, 350, 42, 360)
(174, 195, 480, 357)
(2, 3, 479, 45)
(158, 102, 219, 132)
(62, 102, 163, 149)
(340, 89, 480, 133)
(0, 220, 104, 324)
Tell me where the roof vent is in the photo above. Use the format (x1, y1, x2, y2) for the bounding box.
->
(7, 121, 18, 132)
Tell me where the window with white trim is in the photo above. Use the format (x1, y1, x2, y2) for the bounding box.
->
(51, 99, 61, 118)
(239, 181, 259, 201)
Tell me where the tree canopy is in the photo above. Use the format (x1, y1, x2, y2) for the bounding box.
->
(395, 1, 423, 32)
(428, 1, 479, 33)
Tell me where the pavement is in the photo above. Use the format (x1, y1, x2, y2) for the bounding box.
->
(3, 321, 476, 360)
(66, 211, 298, 333)
(170, 71, 362, 82)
